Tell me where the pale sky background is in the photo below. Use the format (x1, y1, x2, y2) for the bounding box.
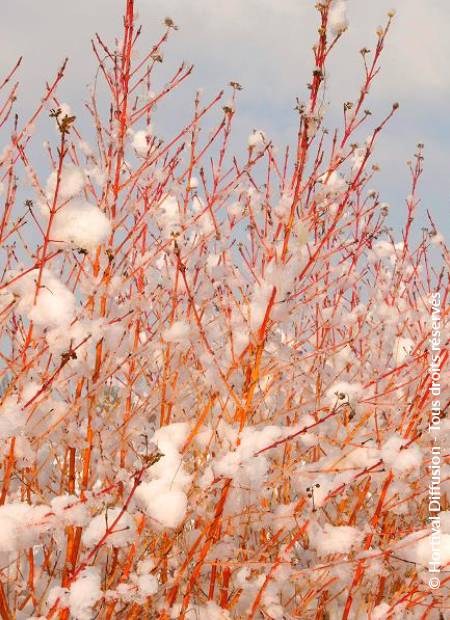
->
(1, 0, 449, 239)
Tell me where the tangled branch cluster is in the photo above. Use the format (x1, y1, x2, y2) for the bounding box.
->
(0, 1, 448, 618)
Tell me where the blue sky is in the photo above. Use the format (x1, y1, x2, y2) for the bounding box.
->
(1, 0, 448, 239)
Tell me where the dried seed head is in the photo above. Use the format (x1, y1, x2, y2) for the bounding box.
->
(164, 17, 178, 30)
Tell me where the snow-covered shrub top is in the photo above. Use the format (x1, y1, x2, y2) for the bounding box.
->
(0, 2, 447, 619)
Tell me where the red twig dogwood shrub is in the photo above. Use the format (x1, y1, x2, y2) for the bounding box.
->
(0, 1, 448, 618)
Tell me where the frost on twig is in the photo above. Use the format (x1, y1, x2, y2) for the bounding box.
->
(0, 1, 447, 619)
